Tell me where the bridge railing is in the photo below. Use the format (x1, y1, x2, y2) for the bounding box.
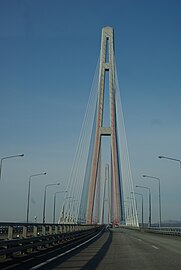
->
(0, 222, 103, 259)
(144, 226, 181, 236)
(119, 224, 181, 236)
(0, 222, 96, 240)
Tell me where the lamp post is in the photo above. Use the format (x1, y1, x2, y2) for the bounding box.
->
(127, 195, 138, 226)
(136, 185, 151, 227)
(53, 190, 67, 223)
(127, 196, 136, 216)
(42, 183, 60, 223)
(0, 154, 24, 182)
(143, 174, 161, 227)
(66, 196, 73, 223)
(131, 192, 144, 228)
(124, 200, 133, 225)
(159, 155, 181, 182)
(26, 172, 46, 224)
(158, 155, 181, 168)
(123, 201, 128, 222)
(66, 196, 73, 210)
(72, 199, 79, 223)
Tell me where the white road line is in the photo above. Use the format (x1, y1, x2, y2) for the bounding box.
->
(151, 245, 159, 250)
(135, 238, 142, 242)
(134, 237, 142, 242)
(30, 229, 103, 270)
(3, 264, 19, 270)
(131, 236, 142, 242)
(24, 257, 37, 262)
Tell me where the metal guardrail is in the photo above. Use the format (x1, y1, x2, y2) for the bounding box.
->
(119, 225, 181, 236)
(0, 222, 95, 240)
(0, 222, 102, 259)
(143, 226, 181, 236)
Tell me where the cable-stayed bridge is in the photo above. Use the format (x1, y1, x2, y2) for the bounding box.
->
(0, 27, 181, 270)
(59, 26, 138, 228)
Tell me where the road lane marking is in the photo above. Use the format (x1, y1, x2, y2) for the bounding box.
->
(151, 245, 159, 250)
(136, 238, 142, 242)
(2, 264, 19, 270)
(24, 257, 38, 262)
(131, 236, 143, 242)
(30, 229, 104, 269)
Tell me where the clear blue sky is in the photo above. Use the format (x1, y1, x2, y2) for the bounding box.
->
(0, 0, 180, 223)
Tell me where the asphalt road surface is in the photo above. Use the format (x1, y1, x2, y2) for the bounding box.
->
(37, 227, 181, 270)
(1, 227, 181, 269)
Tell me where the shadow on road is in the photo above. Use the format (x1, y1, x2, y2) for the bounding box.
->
(80, 229, 112, 270)
(36, 228, 113, 270)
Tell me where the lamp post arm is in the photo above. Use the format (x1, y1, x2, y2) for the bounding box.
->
(143, 175, 160, 181)
(1, 154, 24, 160)
(159, 156, 181, 167)
(0, 154, 24, 182)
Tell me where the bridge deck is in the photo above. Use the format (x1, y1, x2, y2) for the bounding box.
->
(52, 228, 181, 270)
(1, 228, 181, 269)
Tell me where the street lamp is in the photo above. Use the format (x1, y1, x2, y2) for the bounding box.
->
(159, 155, 181, 183)
(123, 201, 129, 221)
(131, 192, 144, 228)
(72, 199, 79, 223)
(127, 196, 136, 214)
(126, 197, 137, 226)
(158, 155, 181, 168)
(66, 196, 73, 208)
(0, 154, 24, 182)
(42, 183, 60, 223)
(26, 172, 46, 224)
(136, 185, 151, 227)
(143, 174, 162, 227)
(53, 190, 67, 224)
(65, 196, 73, 223)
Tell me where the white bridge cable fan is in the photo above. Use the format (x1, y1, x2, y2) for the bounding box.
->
(58, 59, 99, 224)
(114, 62, 139, 227)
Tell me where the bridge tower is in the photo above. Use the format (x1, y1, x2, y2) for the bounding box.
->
(86, 27, 123, 225)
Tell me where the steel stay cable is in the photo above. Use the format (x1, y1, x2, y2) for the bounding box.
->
(68, 60, 99, 221)
(115, 63, 138, 226)
(115, 72, 135, 225)
(75, 104, 98, 222)
(64, 64, 98, 211)
(60, 59, 99, 222)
